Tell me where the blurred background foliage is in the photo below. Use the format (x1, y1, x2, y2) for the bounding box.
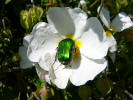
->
(0, 0, 133, 100)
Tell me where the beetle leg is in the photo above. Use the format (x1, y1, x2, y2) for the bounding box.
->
(68, 64, 71, 68)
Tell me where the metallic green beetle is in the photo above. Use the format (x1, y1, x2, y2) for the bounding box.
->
(49, 38, 75, 79)
(57, 38, 75, 65)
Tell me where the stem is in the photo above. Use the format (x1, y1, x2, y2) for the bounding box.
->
(97, 0, 104, 18)
(32, 92, 40, 100)
(31, 0, 35, 8)
(2, 18, 6, 29)
(64, 90, 68, 100)
(89, 0, 99, 8)
(124, 90, 133, 100)
(17, 92, 21, 100)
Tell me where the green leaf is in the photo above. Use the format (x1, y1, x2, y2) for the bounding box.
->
(95, 78, 113, 96)
(5, 0, 12, 4)
(78, 85, 92, 100)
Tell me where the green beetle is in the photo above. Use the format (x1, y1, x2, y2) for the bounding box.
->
(49, 38, 75, 79)
(57, 38, 75, 65)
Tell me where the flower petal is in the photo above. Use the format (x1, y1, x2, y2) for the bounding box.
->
(35, 64, 48, 81)
(31, 22, 48, 35)
(47, 7, 75, 35)
(79, 17, 108, 59)
(32, 22, 57, 37)
(38, 51, 72, 89)
(110, 53, 116, 63)
(23, 35, 32, 47)
(38, 53, 56, 71)
(40, 52, 73, 89)
(52, 69, 72, 89)
(79, 17, 117, 59)
(70, 55, 107, 86)
(98, 6, 111, 28)
(108, 35, 117, 53)
(111, 12, 133, 32)
(35, 64, 51, 85)
(27, 23, 61, 62)
(67, 8, 87, 38)
(19, 46, 34, 69)
(52, 61, 72, 89)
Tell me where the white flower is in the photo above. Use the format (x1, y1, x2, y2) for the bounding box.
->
(98, 6, 133, 32)
(19, 7, 117, 89)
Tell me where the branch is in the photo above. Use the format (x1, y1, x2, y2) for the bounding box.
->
(124, 90, 133, 100)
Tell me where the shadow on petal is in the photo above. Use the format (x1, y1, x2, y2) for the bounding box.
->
(47, 7, 75, 35)
(71, 51, 81, 69)
(84, 17, 105, 42)
(82, 54, 107, 64)
(35, 64, 48, 81)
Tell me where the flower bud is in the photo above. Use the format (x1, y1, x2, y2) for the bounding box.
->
(35, 7, 43, 20)
(79, 0, 88, 12)
(1, 28, 12, 38)
(40, 86, 48, 100)
(36, 83, 48, 100)
(20, 10, 32, 31)
(29, 6, 43, 21)
(12, 53, 20, 62)
(29, 8, 37, 26)
(20, 6, 43, 31)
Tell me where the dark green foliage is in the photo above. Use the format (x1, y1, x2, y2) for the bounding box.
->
(0, 0, 133, 100)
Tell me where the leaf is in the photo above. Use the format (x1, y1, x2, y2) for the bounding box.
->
(5, 0, 12, 5)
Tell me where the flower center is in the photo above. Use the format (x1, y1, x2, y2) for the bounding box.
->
(56, 34, 82, 65)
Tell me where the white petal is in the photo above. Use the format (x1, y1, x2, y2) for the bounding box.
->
(19, 46, 34, 69)
(23, 22, 49, 48)
(47, 7, 75, 35)
(27, 23, 61, 62)
(67, 8, 87, 38)
(35, 64, 48, 81)
(110, 53, 116, 63)
(107, 35, 117, 63)
(31, 22, 48, 35)
(32, 23, 57, 37)
(45, 74, 51, 84)
(41, 53, 73, 89)
(35, 64, 51, 84)
(52, 61, 72, 89)
(79, 17, 109, 59)
(98, 6, 111, 28)
(38, 53, 56, 71)
(23, 35, 32, 47)
(108, 36, 117, 53)
(111, 12, 133, 32)
(52, 68, 72, 89)
(70, 55, 107, 86)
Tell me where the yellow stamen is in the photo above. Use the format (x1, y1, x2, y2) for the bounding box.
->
(106, 31, 112, 37)
(65, 34, 82, 48)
